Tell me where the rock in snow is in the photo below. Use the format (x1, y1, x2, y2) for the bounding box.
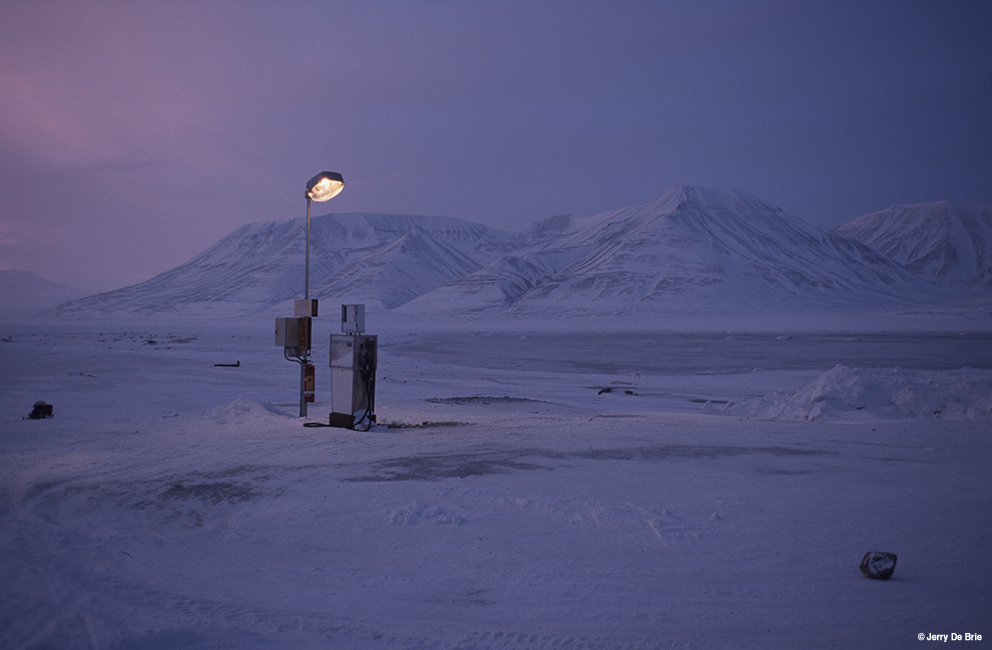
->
(860, 552, 898, 580)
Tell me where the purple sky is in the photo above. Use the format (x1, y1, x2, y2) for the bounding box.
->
(1, 1, 990, 292)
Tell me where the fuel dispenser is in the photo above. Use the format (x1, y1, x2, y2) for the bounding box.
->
(328, 304, 377, 430)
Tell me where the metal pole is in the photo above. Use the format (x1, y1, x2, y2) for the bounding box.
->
(305, 196, 311, 301)
(301, 195, 312, 418)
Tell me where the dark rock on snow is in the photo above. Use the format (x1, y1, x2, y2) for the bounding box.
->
(860, 551, 898, 580)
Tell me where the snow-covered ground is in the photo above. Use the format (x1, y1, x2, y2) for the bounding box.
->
(2, 318, 990, 649)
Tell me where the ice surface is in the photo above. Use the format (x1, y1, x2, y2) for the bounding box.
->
(2, 319, 990, 649)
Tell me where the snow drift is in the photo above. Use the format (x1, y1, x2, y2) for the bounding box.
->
(730, 365, 992, 421)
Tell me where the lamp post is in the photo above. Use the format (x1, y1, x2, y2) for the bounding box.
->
(297, 171, 344, 417)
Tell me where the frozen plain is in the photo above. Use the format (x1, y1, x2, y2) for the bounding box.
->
(1, 316, 990, 650)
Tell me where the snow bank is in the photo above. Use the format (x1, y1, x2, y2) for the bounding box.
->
(731, 365, 992, 421)
(205, 398, 293, 424)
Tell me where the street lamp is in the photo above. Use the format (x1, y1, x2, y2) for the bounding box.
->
(304, 171, 344, 300)
(293, 170, 343, 417)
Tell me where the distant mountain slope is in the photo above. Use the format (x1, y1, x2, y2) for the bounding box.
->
(0, 270, 88, 319)
(400, 187, 950, 317)
(831, 201, 992, 288)
(56, 213, 524, 317)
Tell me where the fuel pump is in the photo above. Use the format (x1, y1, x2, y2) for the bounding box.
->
(328, 304, 377, 430)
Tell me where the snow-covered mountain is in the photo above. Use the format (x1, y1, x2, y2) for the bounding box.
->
(56, 214, 524, 317)
(831, 201, 992, 288)
(0, 270, 88, 319)
(399, 187, 951, 318)
(53, 188, 985, 321)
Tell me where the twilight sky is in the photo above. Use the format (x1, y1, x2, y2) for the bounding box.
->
(1, 1, 990, 292)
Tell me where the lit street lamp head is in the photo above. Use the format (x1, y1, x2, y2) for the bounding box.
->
(306, 171, 345, 202)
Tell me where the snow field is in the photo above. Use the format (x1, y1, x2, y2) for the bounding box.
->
(1, 322, 990, 649)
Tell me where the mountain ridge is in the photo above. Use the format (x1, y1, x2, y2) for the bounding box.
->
(51, 187, 989, 321)
(56, 213, 524, 317)
(0, 270, 88, 318)
(399, 187, 955, 318)
(831, 201, 992, 288)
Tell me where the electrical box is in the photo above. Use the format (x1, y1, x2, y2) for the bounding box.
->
(341, 304, 365, 334)
(329, 334, 377, 429)
(274, 317, 297, 347)
(294, 299, 318, 317)
(275, 317, 312, 352)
